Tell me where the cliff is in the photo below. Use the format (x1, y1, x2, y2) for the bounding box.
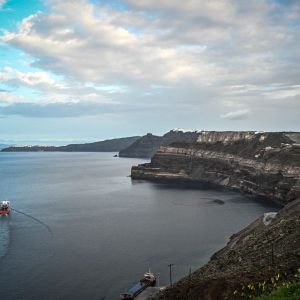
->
(1, 136, 140, 152)
(119, 129, 201, 158)
(150, 198, 300, 300)
(131, 131, 300, 205)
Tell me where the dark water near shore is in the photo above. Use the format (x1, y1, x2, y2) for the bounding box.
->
(0, 153, 279, 300)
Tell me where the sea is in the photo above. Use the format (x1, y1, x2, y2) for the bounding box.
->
(0, 152, 280, 299)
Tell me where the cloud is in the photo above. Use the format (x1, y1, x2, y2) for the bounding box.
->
(220, 109, 250, 120)
(0, 101, 117, 117)
(0, 91, 24, 103)
(1, 1, 223, 85)
(0, 66, 55, 86)
(0, 66, 116, 104)
(3, 0, 300, 88)
(0, 0, 299, 130)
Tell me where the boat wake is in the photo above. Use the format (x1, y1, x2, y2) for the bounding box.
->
(0, 218, 10, 259)
(11, 208, 53, 235)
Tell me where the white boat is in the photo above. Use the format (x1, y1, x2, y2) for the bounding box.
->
(0, 201, 10, 216)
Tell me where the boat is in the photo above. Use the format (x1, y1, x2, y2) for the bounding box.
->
(0, 201, 10, 216)
(120, 271, 156, 299)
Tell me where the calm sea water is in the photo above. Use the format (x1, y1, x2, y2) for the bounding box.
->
(0, 152, 279, 300)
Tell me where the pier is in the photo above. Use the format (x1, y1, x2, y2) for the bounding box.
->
(135, 287, 163, 300)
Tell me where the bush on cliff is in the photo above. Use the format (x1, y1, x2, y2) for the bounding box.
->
(253, 282, 300, 300)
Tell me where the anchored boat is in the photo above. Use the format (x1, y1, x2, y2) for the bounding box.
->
(120, 271, 156, 299)
(0, 201, 10, 216)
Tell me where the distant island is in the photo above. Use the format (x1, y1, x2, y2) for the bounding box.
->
(1, 129, 203, 156)
(1, 136, 140, 152)
(0, 144, 14, 150)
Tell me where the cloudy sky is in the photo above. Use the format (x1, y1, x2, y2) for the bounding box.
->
(0, 0, 299, 144)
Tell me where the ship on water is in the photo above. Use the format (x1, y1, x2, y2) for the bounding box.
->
(120, 271, 156, 299)
(0, 201, 10, 216)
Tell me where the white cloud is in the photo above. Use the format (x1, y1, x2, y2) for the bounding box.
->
(0, 0, 300, 129)
(0, 91, 24, 104)
(220, 109, 250, 120)
(262, 85, 300, 100)
(0, 66, 55, 86)
(0, 66, 115, 104)
(3, 0, 299, 87)
(1, 1, 223, 85)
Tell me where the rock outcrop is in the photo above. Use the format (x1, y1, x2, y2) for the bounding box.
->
(132, 131, 300, 205)
(150, 198, 300, 300)
(119, 129, 201, 158)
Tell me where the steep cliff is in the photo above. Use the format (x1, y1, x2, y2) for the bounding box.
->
(119, 129, 201, 158)
(150, 198, 300, 300)
(132, 131, 300, 204)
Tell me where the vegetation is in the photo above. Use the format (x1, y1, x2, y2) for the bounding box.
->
(253, 282, 300, 300)
(232, 268, 300, 299)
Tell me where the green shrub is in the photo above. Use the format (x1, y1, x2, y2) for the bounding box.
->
(231, 269, 300, 299)
(253, 282, 300, 299)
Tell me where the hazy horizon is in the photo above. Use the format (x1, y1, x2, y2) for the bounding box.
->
(2, 127, 300, 147)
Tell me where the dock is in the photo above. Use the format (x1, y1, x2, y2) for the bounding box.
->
(135, 287, 163, 300)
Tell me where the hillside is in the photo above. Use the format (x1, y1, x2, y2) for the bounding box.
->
(119, 129, 201, 158)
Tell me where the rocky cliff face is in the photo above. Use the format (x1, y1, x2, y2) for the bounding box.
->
(119, 129, 201, 158)
(150, 198, 300, 300)
(132, 131, 300, 204)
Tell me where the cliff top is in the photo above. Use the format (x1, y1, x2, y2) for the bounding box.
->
(168, 131, 300, 166)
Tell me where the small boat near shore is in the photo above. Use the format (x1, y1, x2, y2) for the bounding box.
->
(120, 271, 156, 299)
(0, 201, 10, 216)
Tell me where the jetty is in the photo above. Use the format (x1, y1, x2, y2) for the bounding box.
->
(135, 287, 162, 300)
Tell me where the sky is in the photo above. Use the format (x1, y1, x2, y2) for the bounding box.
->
(0, 0, 299, 144)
